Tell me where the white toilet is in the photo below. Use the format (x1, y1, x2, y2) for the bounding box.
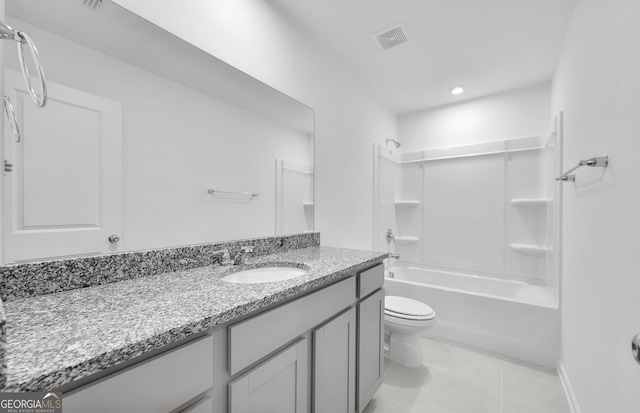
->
(384, 295, 436, 368)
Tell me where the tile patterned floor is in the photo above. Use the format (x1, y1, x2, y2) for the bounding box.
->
(364, 337, 571, 413)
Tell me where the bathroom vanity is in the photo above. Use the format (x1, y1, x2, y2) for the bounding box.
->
(0, 234, 386, 413)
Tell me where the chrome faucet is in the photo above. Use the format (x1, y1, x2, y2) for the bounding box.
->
(213, 249, 233, 266)
(388, 253, 400, 260)
(233, 246, 254, 265)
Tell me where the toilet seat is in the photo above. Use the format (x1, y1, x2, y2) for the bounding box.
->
(385, 296, 435, 321)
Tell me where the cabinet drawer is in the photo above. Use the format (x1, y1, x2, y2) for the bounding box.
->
(229, 276, 356, 375)
(358, 264, 384, 298)
(63, 335, 214, 413)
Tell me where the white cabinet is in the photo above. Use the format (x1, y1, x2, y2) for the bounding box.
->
(228, 339, 308, 413)
(357, 288, 385, 412)
(63, 335, 213, 413)
(313, 307, 356, 413)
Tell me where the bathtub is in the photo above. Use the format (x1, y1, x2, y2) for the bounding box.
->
(384, 262, 560, 368)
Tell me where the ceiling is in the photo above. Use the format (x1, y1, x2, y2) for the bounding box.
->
(270, 0, 577, 113)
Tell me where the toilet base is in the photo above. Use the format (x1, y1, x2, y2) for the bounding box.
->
(387, 331, 423, 368)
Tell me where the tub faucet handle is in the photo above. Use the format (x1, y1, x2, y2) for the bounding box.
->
(386, 229, 395, 244)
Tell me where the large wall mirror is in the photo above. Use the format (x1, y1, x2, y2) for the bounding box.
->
(2, 0, 314, 263)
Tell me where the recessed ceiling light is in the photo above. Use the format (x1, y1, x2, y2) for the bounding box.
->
(449, 85, 465, 95)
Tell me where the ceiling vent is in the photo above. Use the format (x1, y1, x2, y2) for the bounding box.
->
(373, 23, 410, 51)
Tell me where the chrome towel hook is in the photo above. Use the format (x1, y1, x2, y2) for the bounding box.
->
(556, 156, 609, 182)
(0, 20, 47, 107)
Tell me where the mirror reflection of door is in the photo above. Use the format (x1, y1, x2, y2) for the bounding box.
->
(3, 69, 122, 263)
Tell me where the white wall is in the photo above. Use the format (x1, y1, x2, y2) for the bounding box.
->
(398, 82, 551, 151)
(552, 0, 640, 411)
(111, 0, 397, 250)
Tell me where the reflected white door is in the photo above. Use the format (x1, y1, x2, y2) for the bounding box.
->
(3, 70, 122, 263)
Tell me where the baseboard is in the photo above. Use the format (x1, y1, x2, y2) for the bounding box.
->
(558, 361, 581, 413)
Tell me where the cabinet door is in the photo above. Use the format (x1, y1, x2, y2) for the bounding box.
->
(357, 289, 384, 412)
(228, 338, 308, 413)
(313, 307, 356, 413)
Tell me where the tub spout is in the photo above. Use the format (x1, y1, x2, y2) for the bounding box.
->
(388, 253, 400, 259)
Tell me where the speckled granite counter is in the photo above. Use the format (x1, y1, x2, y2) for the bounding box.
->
(0, 303, 6, 389)
(2, 245, 386, 392)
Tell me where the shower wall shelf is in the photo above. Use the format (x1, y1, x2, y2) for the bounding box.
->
(510, 199, 552, 208)
(510, 243, 550, 256)
(303, 202, 314, 208)
(394, 200, 420, 208)
(395, 236, 420, 245)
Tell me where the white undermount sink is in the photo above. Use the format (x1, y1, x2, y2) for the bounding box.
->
(220, 265, 309, 284)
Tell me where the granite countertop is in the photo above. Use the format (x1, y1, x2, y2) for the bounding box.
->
(2, 246, 386, 392)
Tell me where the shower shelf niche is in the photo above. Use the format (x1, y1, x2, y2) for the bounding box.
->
(395, 236, 420, 245)
(303, 202, 314, 208)
(394, 200, 420, 208)
(510, 198, 552, 208)
(510, 243, 550, 256)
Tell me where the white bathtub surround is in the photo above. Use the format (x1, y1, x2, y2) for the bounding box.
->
(365, 336, 571, 413)
(374, 133, 559, 288)
(382, 83, 559, 288)
(385, 263, 560, 368)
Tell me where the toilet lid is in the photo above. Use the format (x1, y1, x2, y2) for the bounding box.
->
(385, 296, 435, 318)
